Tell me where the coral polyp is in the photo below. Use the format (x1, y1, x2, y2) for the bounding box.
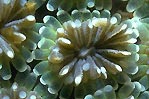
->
(0, 0, 38, 80)
(33, 9, 140, 98)
(0, 0, 148, 99)
(0, 0, 35, 58)
(48, 10, 139, 85)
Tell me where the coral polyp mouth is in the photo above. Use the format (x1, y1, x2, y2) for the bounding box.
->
(78, 47, 95, 58)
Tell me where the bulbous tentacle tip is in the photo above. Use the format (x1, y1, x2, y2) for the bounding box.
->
(11, 82, 18, 90)
(2, 75, 11, 80)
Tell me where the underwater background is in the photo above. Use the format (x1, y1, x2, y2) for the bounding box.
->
(0, 0, 149, 99)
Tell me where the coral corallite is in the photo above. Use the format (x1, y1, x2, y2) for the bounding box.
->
(0, 0, 36, 80)
(34, 9, 140, 98)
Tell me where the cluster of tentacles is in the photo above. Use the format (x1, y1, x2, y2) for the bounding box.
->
(0, 0, 149, 99)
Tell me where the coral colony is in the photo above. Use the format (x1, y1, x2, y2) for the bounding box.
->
(0, 0, 149, 99)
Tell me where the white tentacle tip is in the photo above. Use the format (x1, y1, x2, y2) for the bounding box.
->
(7, 51, 14, 58)
(75, 75, 83, 85)
(59, 66, 69, 76)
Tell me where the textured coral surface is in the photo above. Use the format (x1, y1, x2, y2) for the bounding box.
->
(0, 0, 149, 99)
